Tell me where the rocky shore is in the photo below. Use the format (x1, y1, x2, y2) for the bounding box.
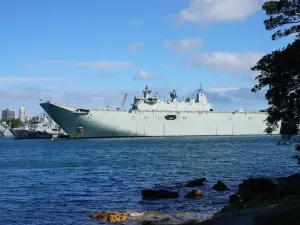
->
(198, 173, 300, 225)
(89, 173, 300, 225)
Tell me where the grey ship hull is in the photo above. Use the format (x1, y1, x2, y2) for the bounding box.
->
(10, 129, 53, 139)
(40, 102, 281, 138)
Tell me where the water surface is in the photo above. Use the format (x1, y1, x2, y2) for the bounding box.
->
(0, 136, 299, 224)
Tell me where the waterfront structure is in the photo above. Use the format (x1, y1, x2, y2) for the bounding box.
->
(19, 107, 27, 122)
(2, 108, 15, 121)
(40, 86, 281, 138)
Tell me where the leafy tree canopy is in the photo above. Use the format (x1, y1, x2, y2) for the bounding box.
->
(252, 40, 300, 133)
(252, 0, 300, 134)
(263, 0, 300, 40)
(8, 118, 23, 129)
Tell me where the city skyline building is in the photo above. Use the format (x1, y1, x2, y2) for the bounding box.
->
(1, 108, 16, 121)
(19, 106, 27, 122)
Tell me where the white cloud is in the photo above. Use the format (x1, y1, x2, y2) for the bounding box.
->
(135, 70, 166, 80)
(75, 61, 135, 69)
(23, 60, 135, 72)
(204, 87, 267, 111)
(187, 51, 264, 73)
(0, 76, 75, 83)
(165, 38, 202, 52)
(137, 70, 152, 79)
(209, 87, 240, 93)
(20, 65, 68, 71)
(129, 42, 145, 50)
(178, 0, 261, 25)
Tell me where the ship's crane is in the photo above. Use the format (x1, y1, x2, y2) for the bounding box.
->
(121, 93, 127, 108)
(104, 93, 128, 110)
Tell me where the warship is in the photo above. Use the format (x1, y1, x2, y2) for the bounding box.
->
(10, 113, 68, 139)
(39, 86, 281, 138)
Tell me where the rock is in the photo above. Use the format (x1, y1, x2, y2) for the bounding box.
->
(180, 219, 201, 225)
(238, 178, 277, 201)
(185, 189, 203, 199)
(229, 193, 243, 203)
(212, 212, 221, 218)
(285, 173, 300, 185)
(281, 173, 300, 196)
(141, 189, 179, 200)
(89, 212, 110, 219)
(203, 174, 300, 224)
(89, 212, 127, 222)
(108, 213, 127, 223)
(141, 218, 172, 225)
(184, 178, 206, 187)
(212, 180, 229, 191)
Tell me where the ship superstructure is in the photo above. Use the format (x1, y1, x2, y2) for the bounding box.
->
(10, 113, 67, 139)
(39, 86, 280, 138)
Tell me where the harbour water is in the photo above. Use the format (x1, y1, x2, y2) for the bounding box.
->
(0, 136, 299, 225)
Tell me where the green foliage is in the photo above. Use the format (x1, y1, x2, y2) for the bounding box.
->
(30, 116, 39, 122)
(263, 0, 300, 40)
(8, 118, 23, 128)
(251, 0, 300, 134)
(252, 40, 300, 133)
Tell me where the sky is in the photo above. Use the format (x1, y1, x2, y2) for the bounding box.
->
(0, 0, 296, 116)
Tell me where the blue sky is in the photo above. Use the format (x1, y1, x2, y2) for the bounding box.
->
(0, 0, 295, 116)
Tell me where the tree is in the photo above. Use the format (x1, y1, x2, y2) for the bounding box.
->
(263, 0, 300, 40)
(251, 0, 300, 134)
(9, 118, 23, 129)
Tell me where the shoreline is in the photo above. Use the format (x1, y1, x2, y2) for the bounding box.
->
(197, 173, 300, 225)
(88, 173, 300, 225)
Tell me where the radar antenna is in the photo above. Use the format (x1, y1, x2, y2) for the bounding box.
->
(198, 83, 203, 93)
(196, 83, 203, 103)
(143, 86, 152, 98)
(170, 89, 178, 102)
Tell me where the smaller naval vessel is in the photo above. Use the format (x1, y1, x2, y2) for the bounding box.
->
(10, 113, 68, 139)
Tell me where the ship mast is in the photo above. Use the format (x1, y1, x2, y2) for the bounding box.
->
(170, 90, 178, 102)
(196, 83, 203, 103)
(143, 86, 151, 98)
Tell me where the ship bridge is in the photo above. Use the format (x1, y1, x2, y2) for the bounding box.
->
(131, 86, 213, 112)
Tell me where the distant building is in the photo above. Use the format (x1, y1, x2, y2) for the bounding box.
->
(19, 107, 27, 122)
(2, 108, 15, 121)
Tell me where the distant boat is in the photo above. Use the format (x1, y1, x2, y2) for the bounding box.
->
(10, 113, 67, 139)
